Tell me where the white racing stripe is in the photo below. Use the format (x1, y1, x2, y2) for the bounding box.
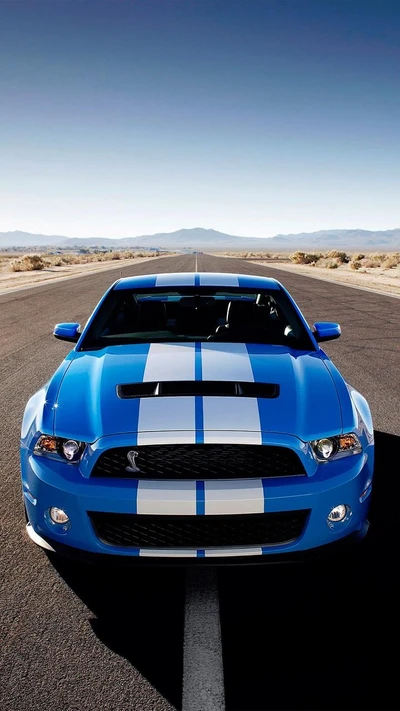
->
(143, 342, 196, 381)
(136, 478, 265, 516)
(156, 273, 195, 286)
(137, 480, 197, 515)
(199, 273, 239, 286)
(200, 430, 262, 444)
(139, 548, 197, 558)
(204, 546, 262, 557)
(136, 430, 196, 445)
(201, 342, 255, 382)
(202, 396, 262, 441)
(137, 546, 264, 558)
(205, 478, 264, 515)
(137, 396, 196, 442)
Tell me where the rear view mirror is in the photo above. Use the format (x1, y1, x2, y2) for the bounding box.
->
(53, 322, 81, 343)
(313, 321, 341, 343)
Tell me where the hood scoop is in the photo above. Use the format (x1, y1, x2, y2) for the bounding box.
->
(117, 381, 280, 399)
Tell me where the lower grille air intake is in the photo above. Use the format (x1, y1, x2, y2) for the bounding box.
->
(89, 510, 310, 548)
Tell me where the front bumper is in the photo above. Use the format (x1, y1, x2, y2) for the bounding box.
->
(21, 439, 373, 561)
(26, 519, 370, 566)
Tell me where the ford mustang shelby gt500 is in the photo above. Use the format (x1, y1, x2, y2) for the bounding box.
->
(21, 272, 374, 561)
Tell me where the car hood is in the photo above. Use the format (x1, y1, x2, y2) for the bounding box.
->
(54, 342, 343, 443)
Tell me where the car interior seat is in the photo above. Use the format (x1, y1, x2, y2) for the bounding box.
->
(175, 297, 219, 335)
(209, 300, 265, 341)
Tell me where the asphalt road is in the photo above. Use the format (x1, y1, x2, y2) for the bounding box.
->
(1, 253, 399, 711)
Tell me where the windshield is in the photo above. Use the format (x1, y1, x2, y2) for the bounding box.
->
(79, 287, 314, 351)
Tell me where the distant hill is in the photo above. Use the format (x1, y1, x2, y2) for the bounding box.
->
(269, 228, 400, 250)
(1, 227, 399, 250)
(0, 230, 71, 247)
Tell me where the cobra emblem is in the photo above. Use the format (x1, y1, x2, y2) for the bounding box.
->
(126, 450, 140, 473)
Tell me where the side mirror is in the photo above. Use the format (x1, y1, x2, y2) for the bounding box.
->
(53, 322, 81, 343)
(313, 321, 341, 343)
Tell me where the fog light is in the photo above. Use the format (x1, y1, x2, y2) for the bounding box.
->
(49, 507, 69, 525)
(327, 504, 348, 523)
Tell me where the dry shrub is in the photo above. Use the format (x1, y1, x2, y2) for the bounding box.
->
(350, 260, 362, 270)
(325, 250, 350, 263)
(290, 251, 306, 264)
(12, 254, 46, 271)
(382, 255, 400, 268)
(9, 248, 166, 273)
(243, 251, 272, 259)
(363, 259, 381, 268)
(369, 253, 386, 262)
(135, 250, 161, 258)
(326, 260, 339, 269)
(216, 251, 280, 259)
(251, 252, 271, 259)
(352, 253, 365, 261)
(61, 253, 80, 265)
(27, 254, 46, 270)
(290, 251, 322, 264)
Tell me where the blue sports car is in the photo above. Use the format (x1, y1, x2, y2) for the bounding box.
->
(21, 272, 374, 562)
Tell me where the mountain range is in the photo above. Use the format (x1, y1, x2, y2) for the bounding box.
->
(0, 227, 399, 250)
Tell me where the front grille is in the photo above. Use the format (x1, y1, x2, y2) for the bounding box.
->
(91, 444, 306, 479)
(89, 510, 310, 548)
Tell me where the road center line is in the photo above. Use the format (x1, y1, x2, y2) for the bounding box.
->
(182, 568, 225, 711)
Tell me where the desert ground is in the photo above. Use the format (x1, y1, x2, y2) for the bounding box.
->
(0, 250, 173, 293)
(215, 250, 400, 297)
(1, 248, 400, 297)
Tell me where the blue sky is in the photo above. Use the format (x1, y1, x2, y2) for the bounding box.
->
(1, 0, 399, 238)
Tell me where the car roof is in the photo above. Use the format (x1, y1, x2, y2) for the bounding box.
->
(113, 272, 282, 291)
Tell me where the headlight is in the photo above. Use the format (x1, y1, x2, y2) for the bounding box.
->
(62, 440, 81, 461)
(34, 435, 85, 462)
(311, 433, 362, 461)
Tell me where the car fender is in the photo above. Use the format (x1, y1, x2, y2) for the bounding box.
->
(21, 354, 75, 447)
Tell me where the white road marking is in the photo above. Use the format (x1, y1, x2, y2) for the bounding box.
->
(182, 568, 225, 711)
(195, 252, 198, 272)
